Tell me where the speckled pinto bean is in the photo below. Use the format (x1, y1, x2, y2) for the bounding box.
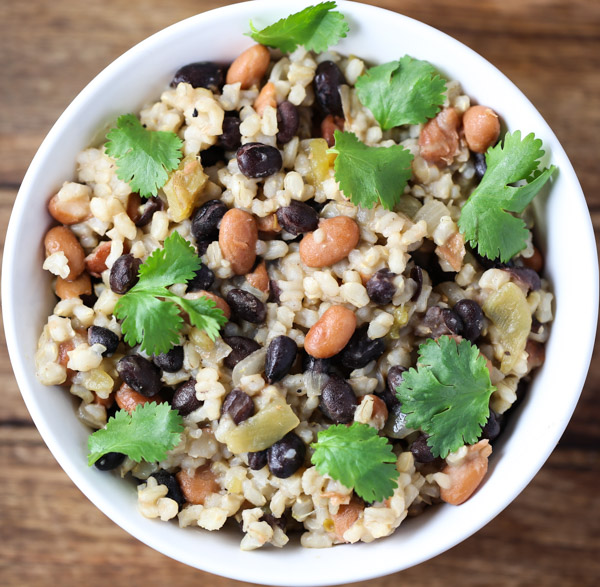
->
(225, 44, 270, 90)
(419, 107, 461, 165)
(299, 216, 360, 268)
(176, 465, 220, 505)
(186, 290, 231, 320)
(48, 192, 90, 225)
(463, 105, 500, 153)
(55, 273, 92, 300)
(254, 81, 277, 115)
(304, 305, 357, 359)
(440, 439, 492, 505)
(44, 226, 85, 281)
(84, 241, 112, 277)
(218, 208, 258, 275)
(115, 383, 159, 414)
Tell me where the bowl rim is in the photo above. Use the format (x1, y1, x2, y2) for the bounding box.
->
(3, 0, 598, 584)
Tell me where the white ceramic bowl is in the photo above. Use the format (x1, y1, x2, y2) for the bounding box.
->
(3, 1, 598, 584)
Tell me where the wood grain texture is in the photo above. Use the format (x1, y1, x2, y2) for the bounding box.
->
(1, 1, 599, 586)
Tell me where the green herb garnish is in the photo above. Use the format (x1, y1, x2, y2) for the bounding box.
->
(105, 114, 183, 198)
(355, 56, 447, 130)
(328, 130, 413, 210)
(114, 232, 227, 356)
(311, 422, 398, 503)
(458, 131, 557, 262)
(88, 402, 184, 466)
(396, 336, 496, 459)
(248, 1, 349, 53)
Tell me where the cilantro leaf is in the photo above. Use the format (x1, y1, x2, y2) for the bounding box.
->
(355, 56, 447, 130)
(137, 231, 200, 289)
(311, 422, 398, 503)
(328, 130, 413, 210)
(458, 131, 557, 262)
(105, 114, 183, 198)
(396, 336, 496, 459)
(248, 2, 349, 53)
(88, 402, 184, 466)
(114, 232, 228, 356)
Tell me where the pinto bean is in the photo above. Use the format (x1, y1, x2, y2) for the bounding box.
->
(440, 439, 492, 505)
(463, 105, 500, 153)
(256, 213, 281, 235)
(419, 107, 461, 166)
(176, 465, 220, 505)
(186, 290, 231, 320)
(226, 44, 270, 89)
(218, 208, 258, 275)
(246, 261, 270, 292)
(299, 216, 360, 268)
(254, 81, 277, 115)
(85, 241, 112, 277)
(526, 339, 545, 372)
(48, 188, 91, 225)
(304, 306, 356, 359)
(44, 226, 85, 281)
(55, 273, 92, 300)
(522, 245, 544, 273)
(115, 383, 159, 414)
(331, 498, 364, 542)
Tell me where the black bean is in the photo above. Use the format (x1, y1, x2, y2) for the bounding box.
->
(236, 142, 282, 178)
(410, 246, 456, 287)
(88, 326, 119, 357)
(480, 410, 502, 442)
(152, 345, 184, 372)
(383, 404, 409, 439)
(313, 61, 346, 117)
(268, 279, 281, 303)
(199, 145, 226, 167)
(109, 254, 141, 294)
(94, 452, 125, 471)
(302, 351, 331, 374)
(150, 470, 185, 509)
(262, 512, 286, 531)
(366, 269, 397, 305)
(473, 152, 487, 180)
(223, 336, 261, 369)
(506, 267, 541, 292)
(221, 388, 255, 424)
(267, 432, 306, 478)
(186, 263, 215, 292)
(453, 299, 484, 342)
(420, 306, 463, 339)
(226, 288, 266, 323)
(378, 365, 406, 410)
(265, 336, 298, 383)
(410, 434, 435, 463)
(196, 239, 211, 256)
(338, 324, 385, 370)
(160, 386, 175, 404)
(172, 379, 201, 416)
(320, 375, 357, 423)
(247, 449, 268, 470)
(191, 200, 228, 243)
(276, 201, 319, 235)
(117, 355, 162, 397)
(410, 265, 423, 301)
(470, 246, 513, 270)
(276, 101, 299, 144)
(135, 196, 163, 227)
(170, 61, 226, 92)
(218, 116, 242, 151)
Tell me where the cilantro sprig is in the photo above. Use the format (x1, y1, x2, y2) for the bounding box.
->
(328, 130, 413, 210)
(396, 336, 496, 459)
(458, 131, 557, 262)
(88, 402, 184, 466)
(248, 2, 349, 53)
(105, 114, 183, 198)
(311, 422, 398, 503)
(114, 232, 227, 356)
(355, 56, 447, 130)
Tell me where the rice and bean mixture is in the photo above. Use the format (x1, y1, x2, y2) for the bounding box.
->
(35, 39, 553, 549)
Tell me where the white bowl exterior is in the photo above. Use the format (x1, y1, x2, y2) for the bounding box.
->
(3, 1, 598, 584)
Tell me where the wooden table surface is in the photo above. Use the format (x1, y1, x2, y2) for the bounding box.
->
(1, 1, 599, 585)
